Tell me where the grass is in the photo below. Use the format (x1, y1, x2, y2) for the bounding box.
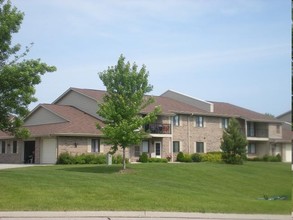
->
(0, 162, 291, 214)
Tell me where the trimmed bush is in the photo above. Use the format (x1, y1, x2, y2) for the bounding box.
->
(201, 152, 222, 162)
(183, 154, 192, 162)
(56, 152, 74, 164)
(191, 153, 202, 162)
(148, 158, 168, 163)
(139, 152, 148, 163)
(176, 152, 185, 162)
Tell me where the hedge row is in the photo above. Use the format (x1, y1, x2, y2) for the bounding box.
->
(176, 151, 222, 163)
(246, 154, 282, 162)
(138, 152, 168, 163)
(56, 152, 128, 164)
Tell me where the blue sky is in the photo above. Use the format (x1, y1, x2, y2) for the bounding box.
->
(12, 0, 290, 116)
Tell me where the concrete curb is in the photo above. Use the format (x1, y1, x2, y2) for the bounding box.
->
(0, 211, 291, 220)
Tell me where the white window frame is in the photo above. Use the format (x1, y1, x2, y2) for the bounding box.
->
(221, 118, 229, 129)
(1, 141, 6, 154)
(173, 115, 180, 126)
(195, 116, 204, 128)
(91, 139, 100, 153)
(12, 141, 18, 154)
(248, 143, 256, 154)
(142, 141, 149, 153)
(173, 141, 180, 153)
(194, 142, 205, 153)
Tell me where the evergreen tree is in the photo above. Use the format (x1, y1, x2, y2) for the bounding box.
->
(220, 118, 248, 164)
(97, 55, 160, 169)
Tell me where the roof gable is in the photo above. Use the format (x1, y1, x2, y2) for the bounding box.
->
(24, 105, 67, 126)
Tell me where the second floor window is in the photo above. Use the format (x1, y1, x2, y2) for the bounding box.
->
(222, 118, 229, 129)
(276, 125, 280, 134)
(195, 116, 204, 127)
(173, 115, 180, 126)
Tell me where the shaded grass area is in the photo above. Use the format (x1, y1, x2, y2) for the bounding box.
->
(0, 162, 291, 214)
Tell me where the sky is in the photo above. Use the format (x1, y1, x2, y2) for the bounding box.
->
(11, 0, 291, 116)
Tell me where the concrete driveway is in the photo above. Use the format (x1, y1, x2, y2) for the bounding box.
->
(0, 164, 41, 170)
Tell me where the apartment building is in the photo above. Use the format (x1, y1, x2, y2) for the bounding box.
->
(0, 88, 291, 164)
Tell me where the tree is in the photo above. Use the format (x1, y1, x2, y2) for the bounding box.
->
(220, 118, 248, 164)
(0, 0, 56, 136)
(97, 55, 160, 169)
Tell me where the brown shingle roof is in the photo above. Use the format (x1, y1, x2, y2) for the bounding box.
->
(210, 101, 280, 122)
(26, 104, 104, 137)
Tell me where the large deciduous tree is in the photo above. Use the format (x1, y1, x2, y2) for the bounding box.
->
(220, 118, 248, 164)
(97, 55, 160, 169)
(0, 0, 56, 136)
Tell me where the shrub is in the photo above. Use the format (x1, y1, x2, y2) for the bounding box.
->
(56, 152, 74, 164)
(148, 158, 168, 163)
(112, 154, 123, 164)
(183, 154, 192, 162)
(139, 152, 148, 163)
(201, 152, 222, 162)
(176, 152, 185, 162)
(191, 153, 202, 162)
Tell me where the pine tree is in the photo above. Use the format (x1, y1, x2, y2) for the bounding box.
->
(220, 118, 248, 164)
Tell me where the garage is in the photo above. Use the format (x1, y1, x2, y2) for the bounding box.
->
(40, 138, 57, 164)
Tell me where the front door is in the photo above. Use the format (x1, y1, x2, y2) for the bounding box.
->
(24, 141, 35, 163)
(154, 142, 161, 158)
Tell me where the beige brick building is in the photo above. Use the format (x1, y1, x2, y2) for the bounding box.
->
(0, 88, 291, 163)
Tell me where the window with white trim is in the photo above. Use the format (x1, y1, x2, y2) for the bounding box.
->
(221, 118, 229, 129)
(173, 115, 180, 126)
(195, 116, 204, 127)
(248, 143, 256, 154)
(173, 141, 180, 153)
(1, 141, 6, 154)
(91, 139, 100, 153)
(195, 142, 204, 153)
(142, 141, 149, 153)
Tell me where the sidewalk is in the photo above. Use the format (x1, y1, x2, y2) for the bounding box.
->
(0, 211, 291, 220)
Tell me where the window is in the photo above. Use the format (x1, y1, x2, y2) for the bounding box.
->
(91, 139, 100, 153)
(195, 142, 204, 153)
(248, 143, 256, 154)
(1, 141, 6, 154)
(142, 141, 149, 153)
(134, 146, 140, 157)
(173, 141, 180, 153)
(195, 116, 204, 127)
(173, 115, 180, 126)
(276, 125, 280, 134)
(221, 118, 229, 129)
(12, 141, 17, 154)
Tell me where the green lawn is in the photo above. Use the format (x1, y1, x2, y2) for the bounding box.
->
(0, 162, 291, 214)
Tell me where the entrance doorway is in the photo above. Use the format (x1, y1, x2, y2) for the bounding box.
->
(154, 142, 161, 158)
(24, 141, 35, 163)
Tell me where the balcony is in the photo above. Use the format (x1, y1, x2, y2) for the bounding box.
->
(247, 129, 268, 138)
(145, 123, 171, 134)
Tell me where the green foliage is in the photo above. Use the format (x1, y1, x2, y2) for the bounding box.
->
(148, 158, 168, 163)
(191, 153, 203, 162)
(97, 55, 160, 169)
(183, 153, 192, 162)
(138, 152, 148, 163)
(56, 153, 126, 165)
(220, 118, 248, 164)
(201, 152, 222, 162)
(176, 152, 185, 162)
(247, 155, 282, 162)
(0, 0, 56, 136)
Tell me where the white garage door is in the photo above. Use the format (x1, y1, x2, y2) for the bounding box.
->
(40, 138, 57, 164)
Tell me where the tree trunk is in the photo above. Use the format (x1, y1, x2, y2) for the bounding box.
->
(122, 147, 126, 170)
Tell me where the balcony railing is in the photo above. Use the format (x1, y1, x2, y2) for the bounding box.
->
(247, 129, 268, 138)
(145, 123, 171, 134)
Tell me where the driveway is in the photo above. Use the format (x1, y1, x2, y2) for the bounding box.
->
(0, 164, 41, 170)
